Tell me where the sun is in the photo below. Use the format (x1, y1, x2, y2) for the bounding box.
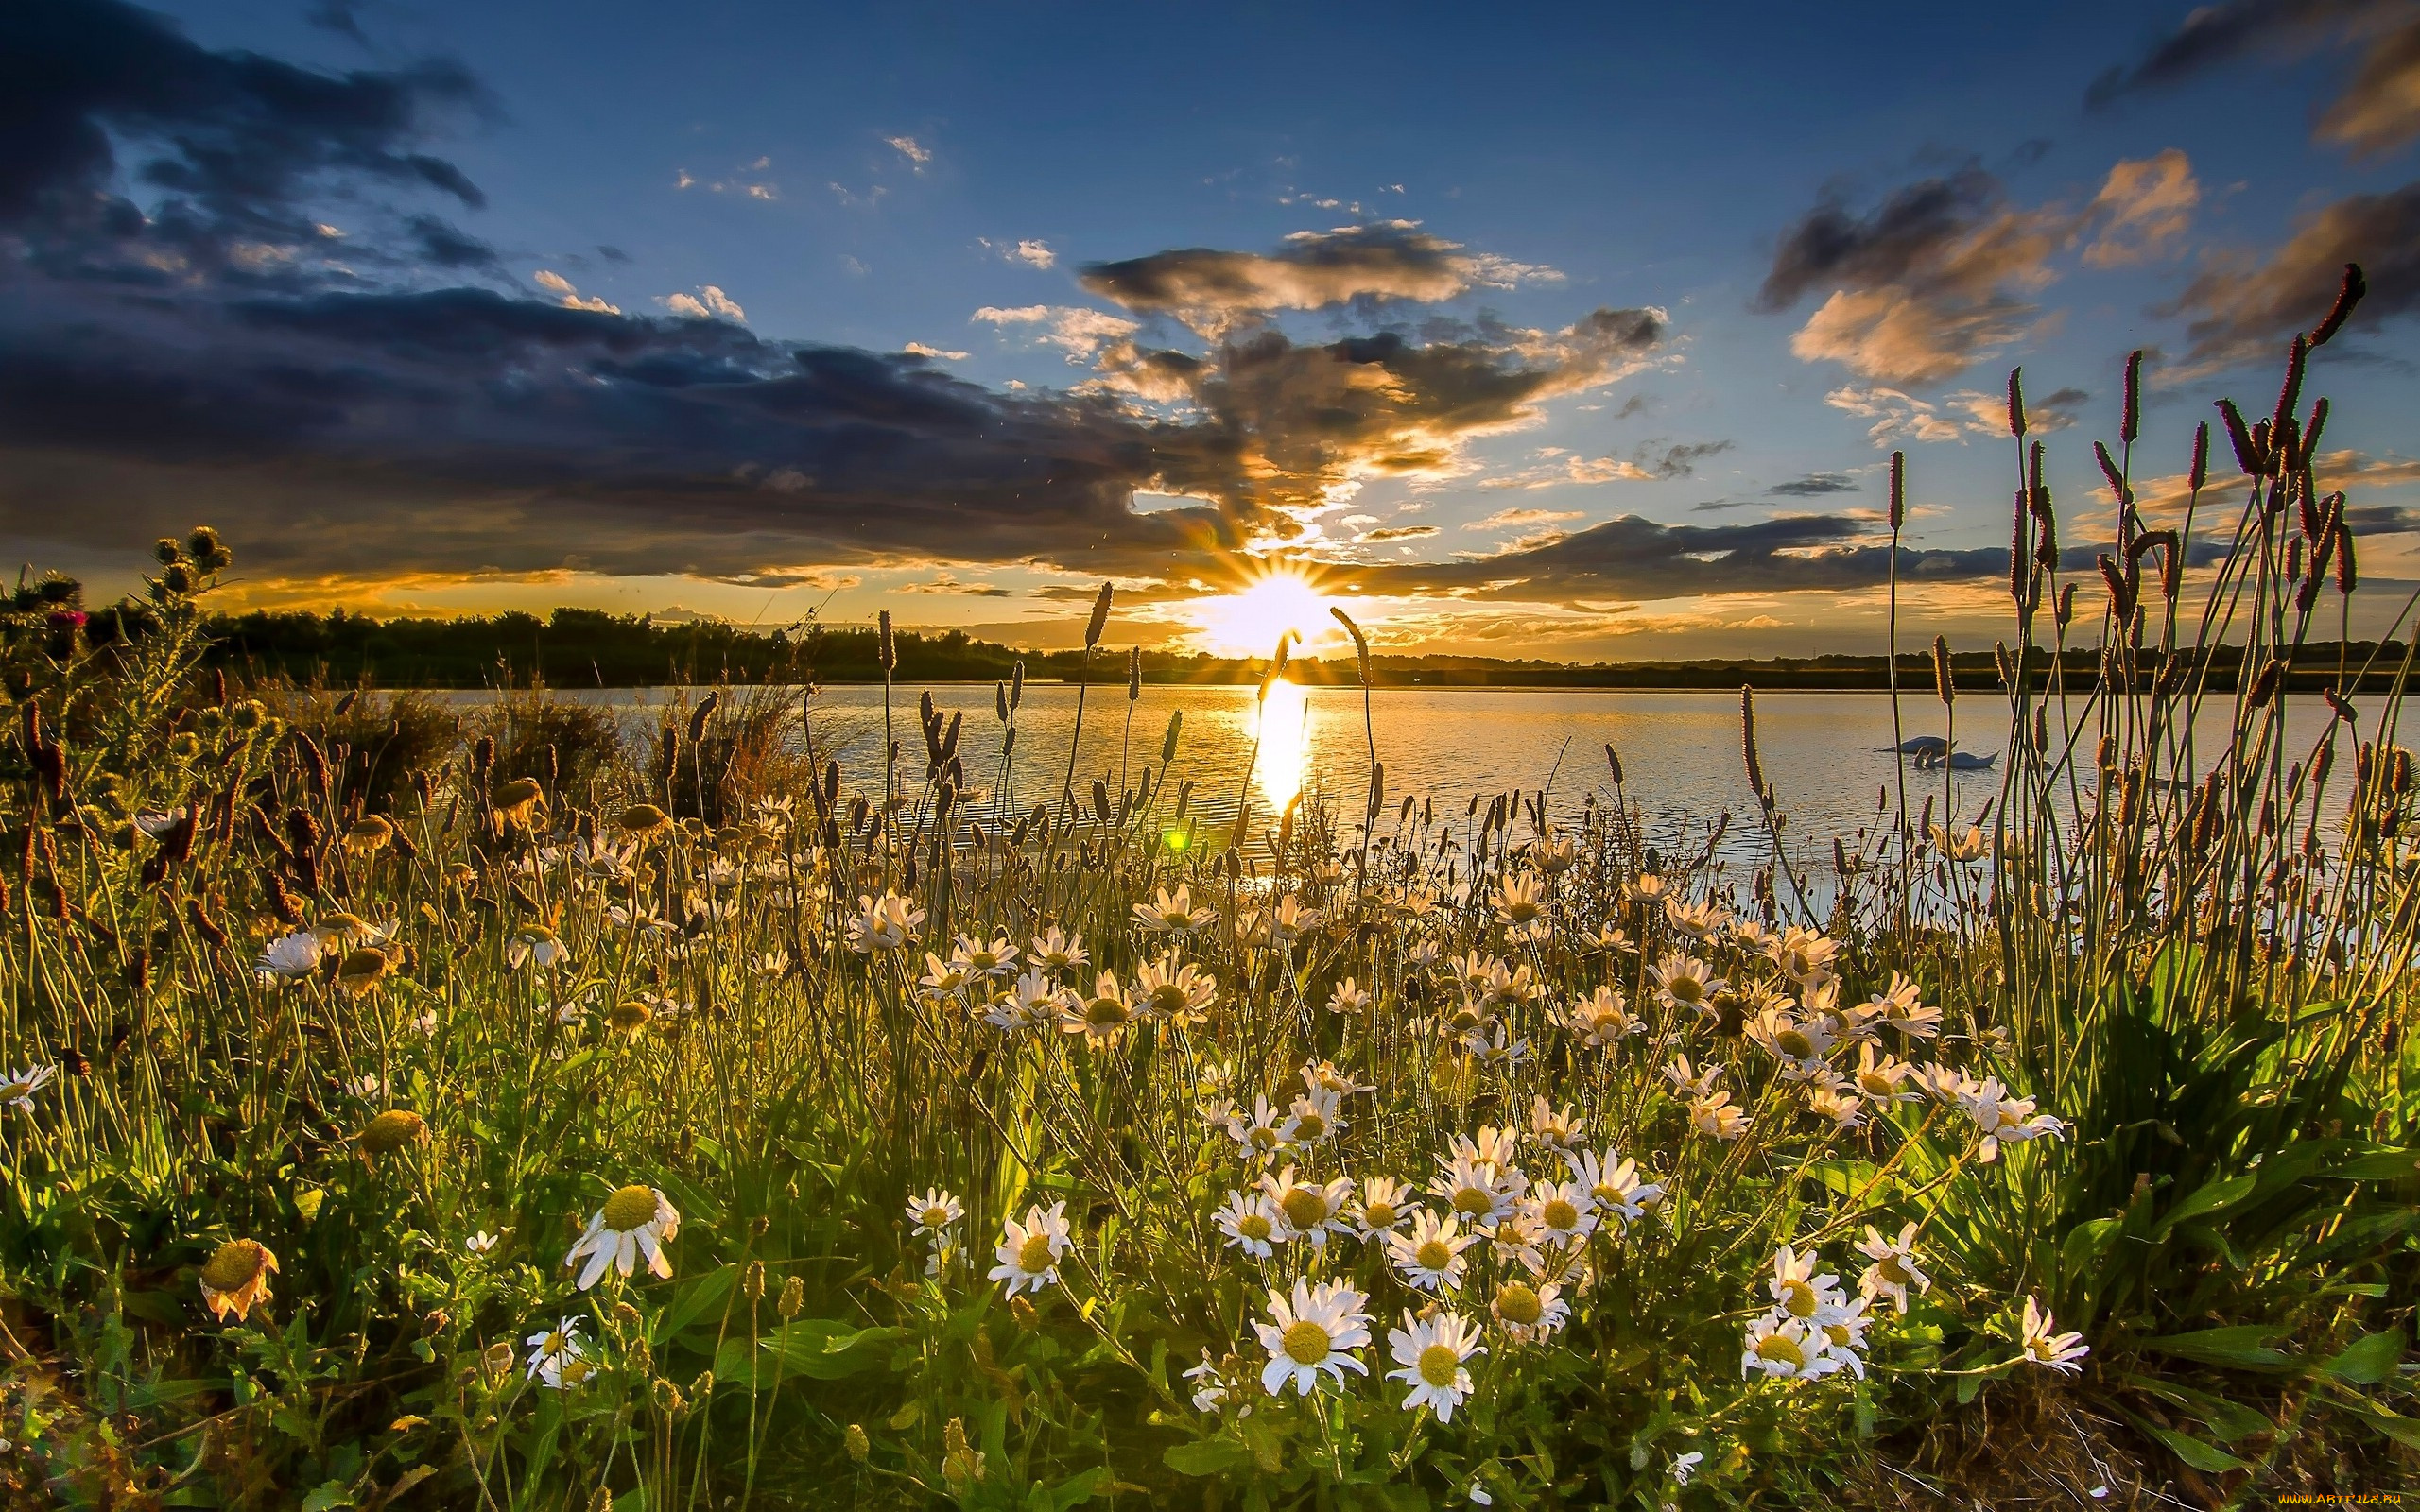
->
(1195, 571, 1338, 659)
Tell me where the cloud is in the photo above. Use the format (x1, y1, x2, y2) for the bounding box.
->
(532, 269, 618, 314)
(1011, 238, 1055, 268)
(1768, 472, 1859, 496)
(1825, 385, 1992, 446)
(903, 341, 969, 360)
(899, 572, 1007, 596)
(1357, 524, 1441, 541)
(1760, 154, 2198, 385)
(658, 284, 747, 322)
(972, 303, 1142, 360)
(1466, 507, 1585, 531)
(885, 135, 932, 168)
(2159, 181, 2420, 369)
(1077, 222, 1559, 334)
(533, 269, 576, 295)
(2088, 0, 2420, 158)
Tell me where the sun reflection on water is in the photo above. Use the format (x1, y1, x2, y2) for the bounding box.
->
(1253, 677, 1312, 814)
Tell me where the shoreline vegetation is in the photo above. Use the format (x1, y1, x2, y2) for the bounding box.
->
(0, 267, 2414, 1509)
(161, 610, 2420, 694)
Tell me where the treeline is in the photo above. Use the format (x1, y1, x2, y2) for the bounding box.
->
(197, 608, 2413, 693)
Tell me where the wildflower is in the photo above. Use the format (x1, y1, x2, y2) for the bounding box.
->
(1564, 1148, 1664, 1226)
(1228, 1094, 1289, 1161)
(1, 1064, 58, 1111)
(1131, 955, 1216, 1023)
(1764, 926, 1840, 987)
(1183, 1350, 1235, 1412)
(1451, 1125, 1522, 1169)
(1588, 921, 1636, 954)
(1527, 832, 1578, 873)
(465, 1230, 501, 1255)
(954, 932, 1020, 981)
(1912, 1059, 1976, 1104)
(989, 1202, 1071, 1297)
(1561, 985, 1644, 1046)
(505, 924, 571, 970)
(1389, 1210, 1477, 1292)
(1671, 1452, 1704, 1486)
(1665, 896, 1728, 941)
(358, 1108, 427, 1158)
(1957, 1077, 2066, 1162)
(1806, 1087, 1864, 1130)
(1432, 1151, 1524, 1228)
(1691, 1088, 1748, 1142)
(1216, 1191, 1286, 1258)
(1851, 1043, 1922, 1103)
(1063, 971, 1139, 1044)
(1767, 1246, 1846, 1324)
(846, 892, 924, 953)
(198, 1239, 279, 1322)
(1028, 926, 1088, 976)
(1388, 1309, 1485, 1420)
(1931, 823, 1987, 862)
(1865, 971, 1942, 1039)
(1491, 871, 1551, 938)
(334, 947, 395, 995)
(1527, 1179, 1599, 1246)
(1649, 952, 1726, 1017)
(564, 1185, 681, 1290)
(1528, 1096, 1585, 1151)
(1132, 884, 1213, 936)
(1302, 1059, 1373, 1097)
(1742, 1313, 1840, 1380)
(1749, 1005, 1837, 1073)
(985, 970, 1066, 1033)
(2017, 1297, 2089, 1373)
(1854, 1223, 1930, 1312)
(919, 952, 975, 1005)
(1253, 1279, 1372, 1397)
(1821, 1294, 1876, 1375)
(1490, 1280, 1568, 1343)
(1262, 1166, 1355, 1246)
(1281, 1087, 1344, 1146)
(525, 1316, 591, 1387)
(1628, 873, 1668, 903)
(1268, 894, 1322, 945)
(1664, 1054, 1723, 1096)
(1352, 1175, 1414, 1238)
(1462, 1022, 1531, 1069)
(1325, 976, 1371, 1015)
(254, 929, 326, 982)
(908, 1188, 963, 1241)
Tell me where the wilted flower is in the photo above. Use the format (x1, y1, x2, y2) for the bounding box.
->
(198, 1239, 279, 1322)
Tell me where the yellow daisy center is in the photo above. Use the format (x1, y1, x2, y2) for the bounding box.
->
(1496, 1284, 1543, 1327)
(1290, 1110, 1327, 1140)
(1016, 1233, 1056, 1274)
(1542, 1199, 1580, 1231)
(1148, 984, 1191, 1016)
(1236, 1212, 1272, 1242)
(1876, 1255, 1911, 1284)
(1776, 1028, 1815, 1058)
(1281, 1190, 1328, 1231)
(921, 1206, 952, 1228)
(1451, 1186, 1494, 1217)
(1281, 1320, 1331, 1365)
(1755, 1332, 1806, 1368)
(1362, 1201, 1397, 1229)
(602, 1185, 659, 1231)
(1824, 1322, 1851, 1347)
(359, 1109, 425, 1154)
(1418, 1343, 1462, 1387)
(1084, 997, 1129, 1028)
(608, 1001, 652, 1032)
(200, 1239, 269, 1292)
(1780, 1279, 1819, 1318)
(1414, 1239, 1454, 1272)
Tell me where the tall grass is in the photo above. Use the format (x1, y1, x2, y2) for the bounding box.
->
(0, 275, 2413, 1511)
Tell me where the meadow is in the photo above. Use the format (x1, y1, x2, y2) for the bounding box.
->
(1, 269, 2415, 1509)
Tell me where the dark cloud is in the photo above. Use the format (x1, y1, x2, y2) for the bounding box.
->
(1645, 439, 1733, 478)
(1360, 524, 1441, 541)
(2030, 386, 2092, 433)
(1767, 472, 1859, 496)
(306, 0, 371, 43)
(1077, 223, 1561, 334)
(2088, 0, 2420, 156)
(1755, 166, 2003, 314)
(1691, 500, 1758, 512)
(596, 245, 631, 263)
(2160, 180, 2420, 368)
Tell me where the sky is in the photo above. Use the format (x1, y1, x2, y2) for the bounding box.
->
(3, 0, 2418, 661)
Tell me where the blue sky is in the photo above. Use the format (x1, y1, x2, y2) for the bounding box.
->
(6, 0, 2417, 657)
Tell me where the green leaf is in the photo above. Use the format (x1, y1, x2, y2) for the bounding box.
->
(2325, 1148, 2420, 1181)
(1164, 1439, 1255, 1477)
(2317, 1329, 2405, 1386)
(657, 1263, 738, 1342)
(751, 1319, 906, 1380)
(299, 1483, 355, 1512)
(2137, 1326, 2293, 1371)
(2153, 1174, 2256, 1238)
(2139, 1423, 2251, 1474)
(2339, 1404, 2420, 1450)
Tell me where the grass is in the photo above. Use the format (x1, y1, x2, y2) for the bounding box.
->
(1, 282, 2416, 1510)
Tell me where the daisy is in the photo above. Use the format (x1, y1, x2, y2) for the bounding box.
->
(1649, 952, 1726, 1018)
(1267, 894, 1321, 945)
(1028, 926, 1088, 977)
(846, 892, 924, 953)
(1260, 1166, 1354, 1247)
(1132, 884, 1213, 936)
(564, 1185, 681, 1290)
(1866, 971, 1942, 1039)
(1855, 1223, 1931, 1313)
(1462, 1021, 1531, 1069)
(254, 929, 326, 982)
(197, 1238, 279, 1322)
(1227, 1094, 1289, 1161)
(907, 1187, 964, 1241)
(985, 970, 1067, 1033)
(465, 1229, 501, 1255)
(1280, 1088, 1344, 1146)
(918, 953, 973, 1004)
(1491, 871, 1551, 939)
(1253, 1280, 1372, 1397)
(1528, 1179, 1599, 1246)
(1931, 823, 1986, 862)
(1351, 1176, 1414, 1239)
(1764, 926, 1840, 987)
(1489, 1280, 1568, 1343)
(1130, 955, 1216, 1023)
(1807, 1086, 1864, 1129)
(1527, 1096, 1585, 1151)
(505, 924, 571, 970)
(1851, 1043, 1923, 1104)
(1957, 1078, 2066, 1162)
(1767, 1246, 1846, 1324)
(1301, 1059, 1374, 1098)
(1183, 1349, 1232, 1412)
(1664, 896, 1728, 941)
(1560, 986, 1644, 1047)
(525, 1316, 591, 1388)
(1689, 1091, 1748, 1143)
(1663, 1055, 1724, 1097)
(954, 932, 1020, 981)
(2017, 1297, 2089, 1373)
(1431, 1151, 1523, 1228)
(1215, 1191, 1286, 1258)
(1, 1064, 58, 1111)
(1820, 1294, 1876, 1374)
(1741, 1314, 1841, 1381)
(1062, 971, 1139, 1044)
(1564, 1148, 1665, 1226)
(1587, 922, 1636, 954)
(1388, 1309, 1485, 1421)
(1325, 976, 1371, 1016)
(1388, 1210, 1477, 1292)
(1749, 1005, 1837, 1073)
(988, 1202, 1071, 1297)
